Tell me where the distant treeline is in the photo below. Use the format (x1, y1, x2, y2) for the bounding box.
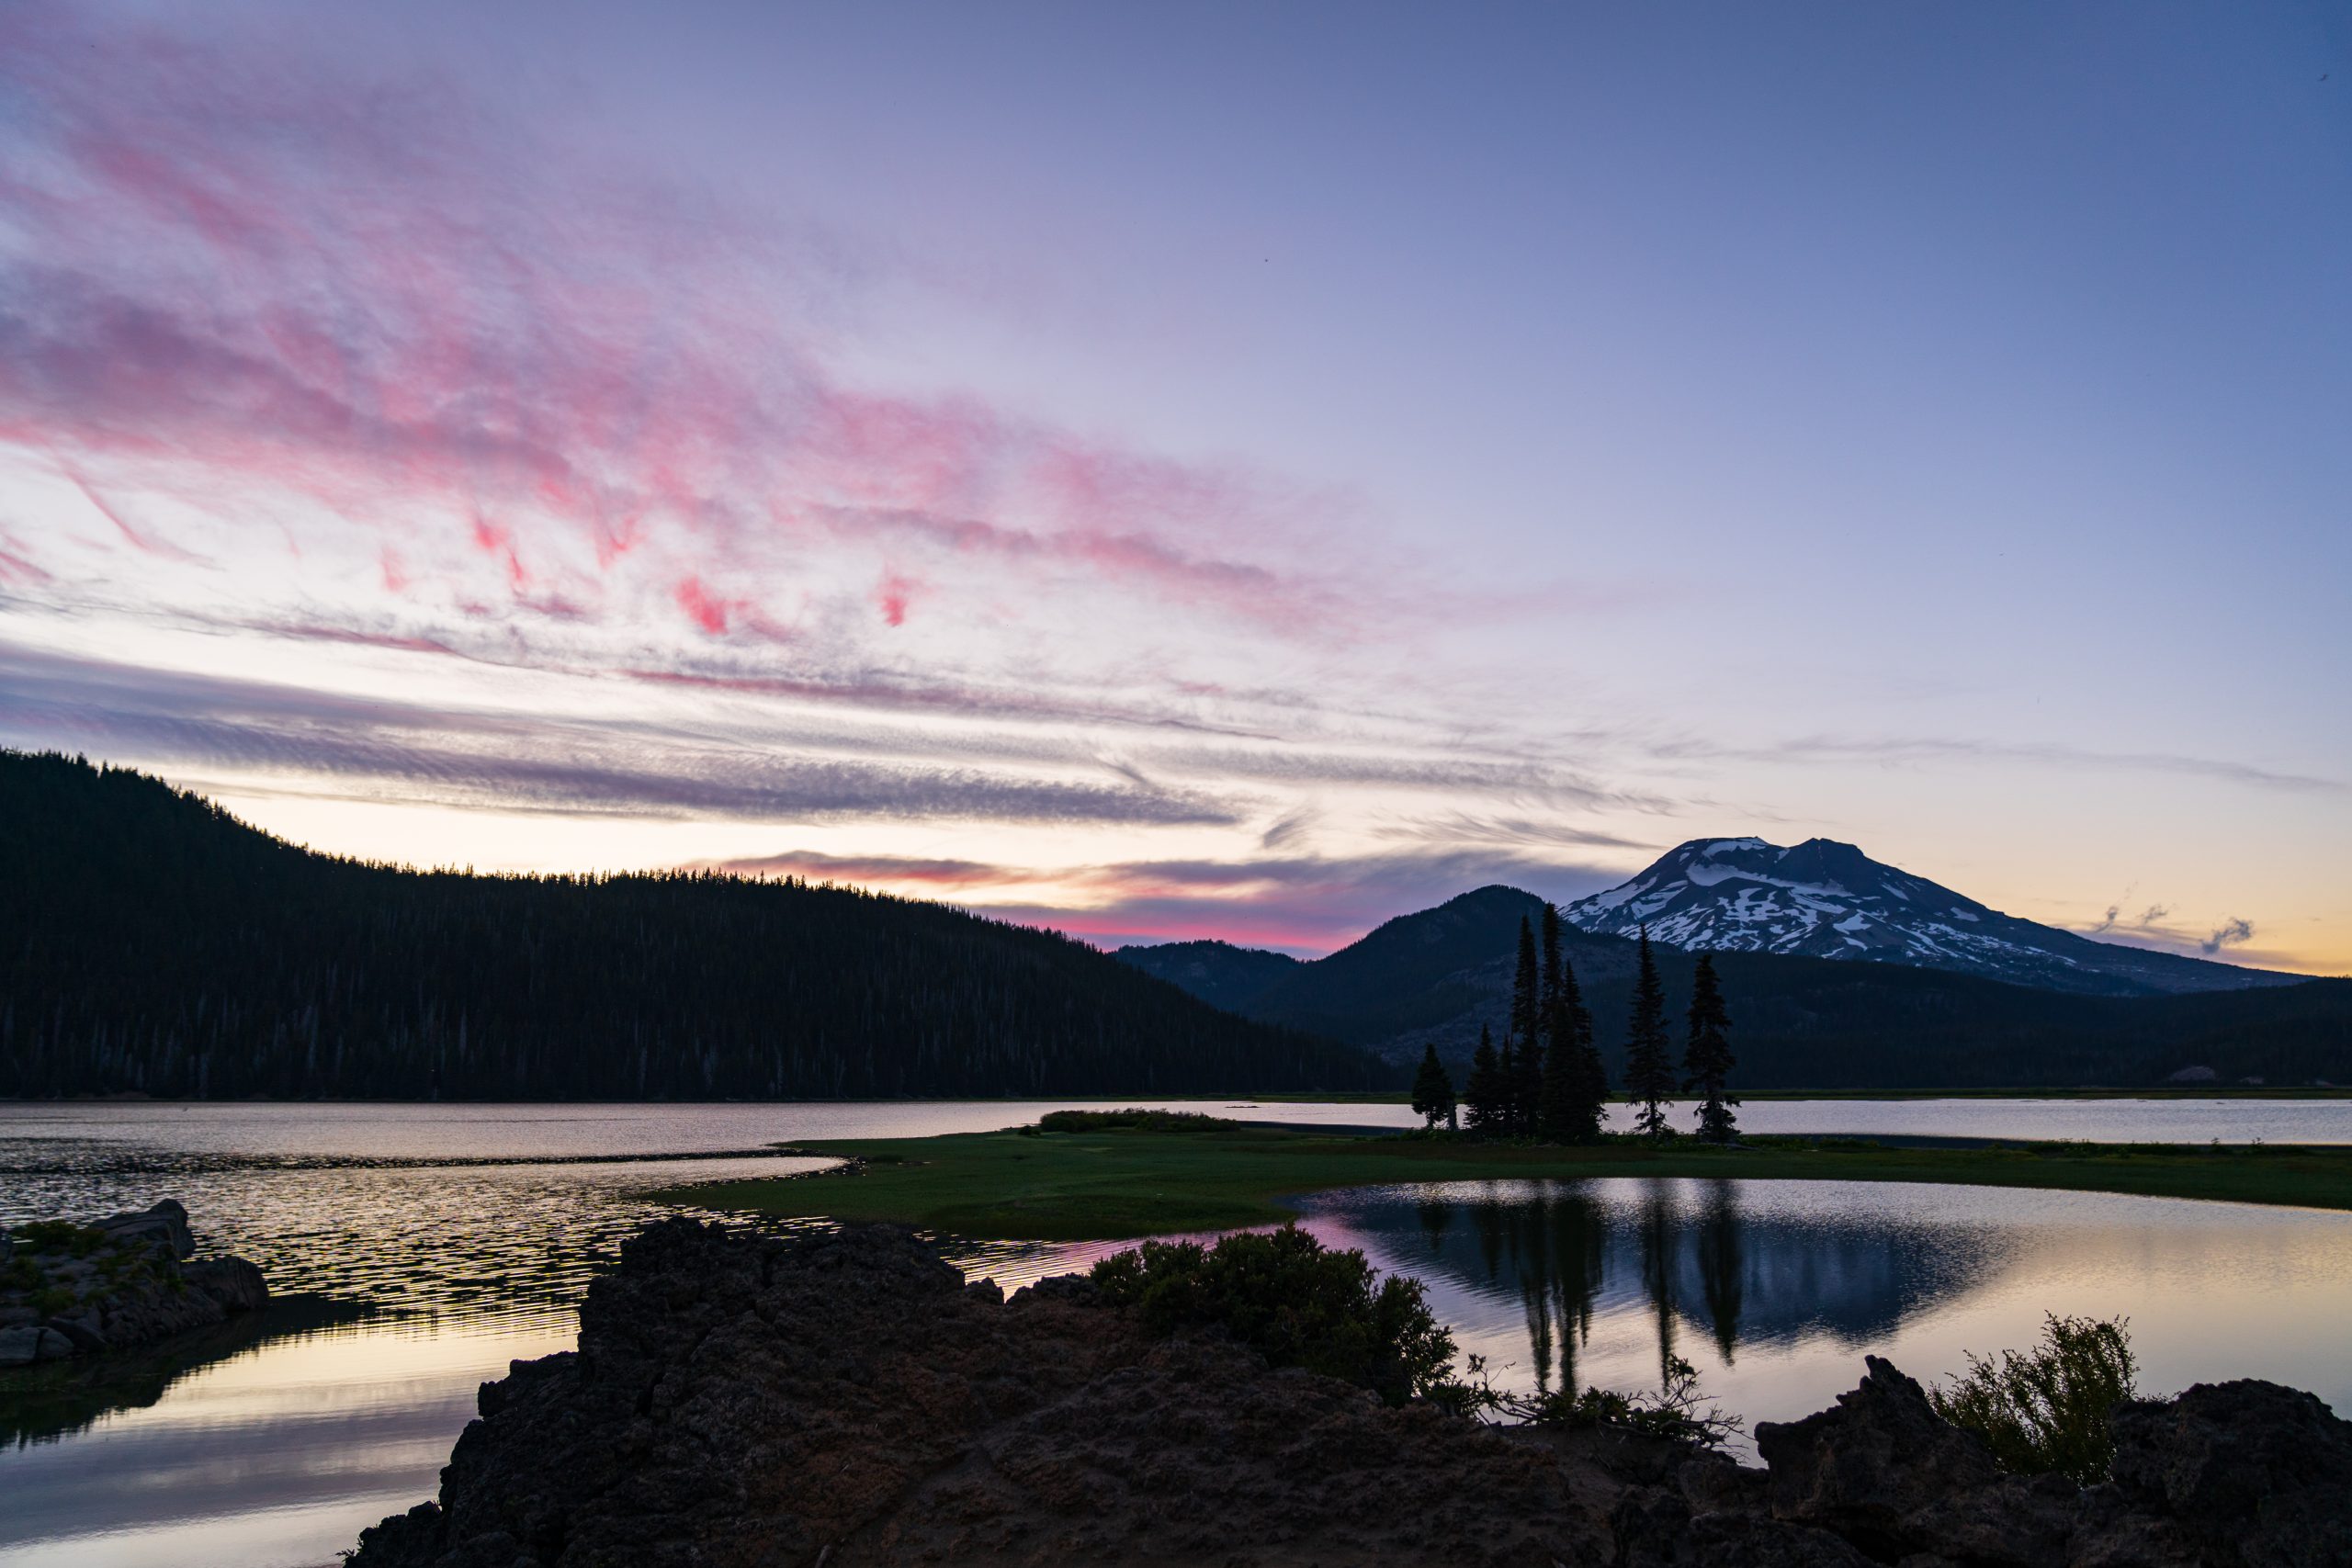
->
(0, 752, 1382, 1100)
(1124, 888, 2352, 1089)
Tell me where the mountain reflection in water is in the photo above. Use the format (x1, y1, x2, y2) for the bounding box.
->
(1320, 1179, 2005, 1398)
(1290, 1177, 2350, 1461)
(5, 1109, 2351, 1568)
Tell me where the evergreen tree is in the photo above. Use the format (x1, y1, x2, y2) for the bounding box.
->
(1541, 935, 1607, 1142)
(1464, 1024, 1504, 1134)
(1536, 902, 1570, 1140)
(1682, 953, 1738, 1143)
(1508, 916, 1542, 1133)
(1623, 928, 1676, 1138)
(1494, 1032, 1519, 1135)
(1541, 901, 1564, 1013)
(1410, 1043, 1457, 1130)
(1536, 1014, 1573, 1143)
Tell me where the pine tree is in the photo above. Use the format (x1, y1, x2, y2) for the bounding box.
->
(1464, 1023, 1503, 1134)
(1410, 1043, 1457, 1130)
(1536, 903, 1570, 1140)
(1542, 934, 1606, 1142)
(1508, 916, 1542, 1134)
(1541, 902, 1564, 1034)
(1682, 953, 1738, 1143)
(1623, 928, 1676, 1138)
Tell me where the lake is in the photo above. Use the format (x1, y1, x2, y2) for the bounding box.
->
(4, 1099, 2349, 1568)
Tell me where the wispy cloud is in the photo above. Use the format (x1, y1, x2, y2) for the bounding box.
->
(0, 641, 1239, 828)
(2069, 897, 2286, 968)
(706, 844, 1623, 954)
(2201, 916, 2256, 955)
(0, 1, 1375, 645)
(2087, 902, 2172, 937)
(1654, 734, 2343, 795)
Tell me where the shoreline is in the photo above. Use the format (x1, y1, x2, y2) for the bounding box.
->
(661, 1120, 2352, 1240)
(8, 1084, 2349, 1106)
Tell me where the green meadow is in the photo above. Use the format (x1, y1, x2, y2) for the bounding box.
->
(663, 1116, 2352, 1241)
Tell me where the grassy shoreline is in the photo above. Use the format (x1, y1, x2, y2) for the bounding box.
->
(661, 1119, 2352, 1240)
(1204, 1087, 2352, 1103)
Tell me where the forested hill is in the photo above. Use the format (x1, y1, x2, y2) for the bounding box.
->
(1122, 886, 2352, 1089)
(0, 752, 1383, 1100)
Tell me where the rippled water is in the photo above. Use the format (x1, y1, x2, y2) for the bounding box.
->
(2, 1100, 2347, 1568)
(1287, 1179, 2352, 1454)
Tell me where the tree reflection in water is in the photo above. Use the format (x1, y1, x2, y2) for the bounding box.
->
(1310, 1176, 1996, 1393)
(1695, 1179, 1745, 1364)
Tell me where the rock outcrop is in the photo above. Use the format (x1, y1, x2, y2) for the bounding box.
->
(350, 1221, 2352, 1568)
(0, 1200, 269, 1366)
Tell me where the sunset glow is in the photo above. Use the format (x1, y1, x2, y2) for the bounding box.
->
(3, 2, 2346, 971)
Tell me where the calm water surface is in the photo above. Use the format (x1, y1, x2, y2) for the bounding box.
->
(2, 1100, 2347, 1568)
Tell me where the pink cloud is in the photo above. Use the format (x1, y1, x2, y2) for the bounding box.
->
(874, 570, 920, 627)
(0, 3, 1366, 642)
(699, 845, 1623, 957)
(673, 576, 734, 635)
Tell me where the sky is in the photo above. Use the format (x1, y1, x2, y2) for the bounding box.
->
(2, 0, 2346, 971)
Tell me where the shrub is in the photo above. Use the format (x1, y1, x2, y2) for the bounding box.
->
(1436, 1352, 1743, 1447)
(1036, 1109, 1227, 1134)
(14, 1221, 105, 1258)
(1928, 1314, 2137, 1484)
(1091, 1224, 1455, 1404)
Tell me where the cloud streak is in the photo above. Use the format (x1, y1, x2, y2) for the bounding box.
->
(0, 2, 1367, 642)
(1654, 734, 2344, 795)
(706, 844, 1623, 954)
(0, 641, 1239, 829)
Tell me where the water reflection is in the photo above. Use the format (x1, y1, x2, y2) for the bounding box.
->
(1339, 1177, 2007, 1397)
(1295, 1178, 2352, 1459)
(5, 1107, 2351, 1568)
(2, 1297, 373, 1450)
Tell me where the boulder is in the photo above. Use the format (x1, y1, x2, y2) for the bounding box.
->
(2104, 1381, 2352, 1568)
(343, 1224, 2352, 1568)
(1754, 1356, 2002, 1553)
(0, 1325, 77, 1365)
(349, 1221, 1623, 1568)
(2, 1201, 267, 1363)
(89, 1198, 197, 1259)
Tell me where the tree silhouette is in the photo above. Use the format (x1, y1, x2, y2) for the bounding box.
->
(1410, 1043, 1456, 1130)
(1623, 928, 1677, 1138)
(1463, 1024, 1505, 1134)
(1683, 953, 1739, 1142)
(1540, 912, 1606, 1142)
(1507, 916, 1542, 1133)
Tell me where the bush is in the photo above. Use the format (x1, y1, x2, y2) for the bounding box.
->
(1091, 1224, 1456, 1404)
(1928, 1314, 2137, 1484)
(1435, 1352, 1743, 1447)
(1036, 1109, 1228, 1134)
(13, 1221, 105, 1258)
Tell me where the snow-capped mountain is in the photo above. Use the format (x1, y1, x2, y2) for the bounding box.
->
(1562, 837, 2295, 997)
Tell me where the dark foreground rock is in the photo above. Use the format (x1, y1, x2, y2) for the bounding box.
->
(0, 1200, 269, 1365)
(352, 1222, 2352, 1568)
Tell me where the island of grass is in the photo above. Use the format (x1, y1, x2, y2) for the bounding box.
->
(660, 1109, 2352, 1240)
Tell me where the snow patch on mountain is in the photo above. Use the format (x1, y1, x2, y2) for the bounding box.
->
(1561, 837, 2296, 998)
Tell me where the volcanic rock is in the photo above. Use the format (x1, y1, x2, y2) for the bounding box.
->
(349, 1221, 2352, 1568)
(0, 1200, 270, 1363)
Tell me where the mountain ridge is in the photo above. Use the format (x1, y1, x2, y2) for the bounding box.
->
(1114, 878, 2348, 1089)
(1561, 836, 2294, 998)
(0, 751, 1382, 1100)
